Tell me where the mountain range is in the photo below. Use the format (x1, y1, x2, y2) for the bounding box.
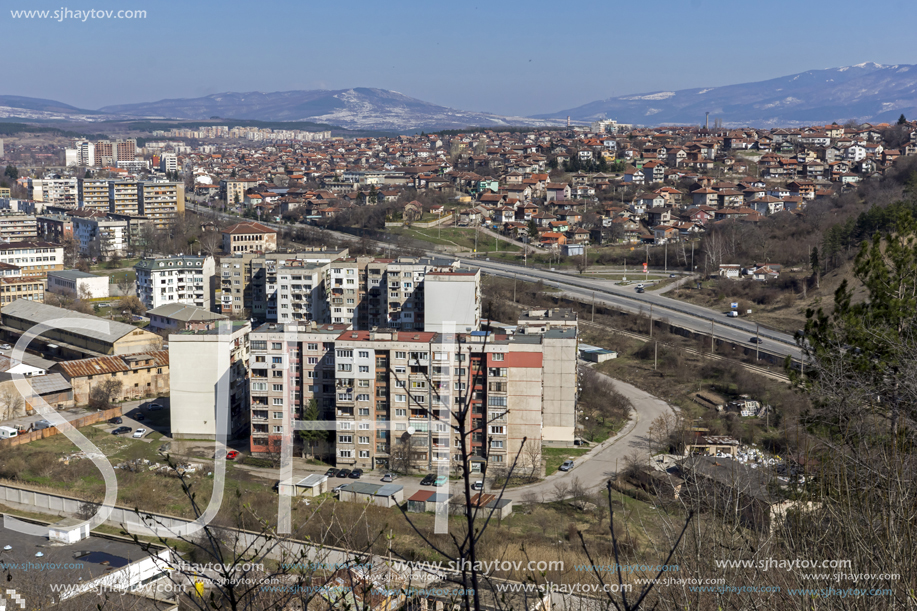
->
(537, 62, 917, 127)
(2, 63, 917, 130)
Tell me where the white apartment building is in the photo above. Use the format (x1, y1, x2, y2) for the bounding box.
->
(72, 217, 128, 257)
(423, 267, 481, 333)
(0, 241, 64, 277)
(135, 254, 215, 310)
(29, 177, 78, 207)
(159, 153, 178, 173)
(170, 320, 251, 441)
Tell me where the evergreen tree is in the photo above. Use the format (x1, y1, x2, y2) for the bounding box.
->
(810, 245, 821, 289)
(297, 399, 327, 459)
(899, 113, 908, 125)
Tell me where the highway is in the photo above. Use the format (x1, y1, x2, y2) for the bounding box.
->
(455, 257, 805, 362)
(187, 203, 804, 362)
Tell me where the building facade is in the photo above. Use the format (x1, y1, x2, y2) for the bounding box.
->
(135, 254, 215, 310)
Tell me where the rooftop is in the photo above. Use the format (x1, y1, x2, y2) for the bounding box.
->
(1, 300, 148, 344)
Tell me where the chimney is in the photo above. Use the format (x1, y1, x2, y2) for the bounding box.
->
(705, 112, 709, 130)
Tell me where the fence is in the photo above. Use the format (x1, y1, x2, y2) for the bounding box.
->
(0, 406, 123, 449)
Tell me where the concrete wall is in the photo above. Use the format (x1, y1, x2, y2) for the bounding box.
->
(541, 335, 577, 445)
(0, 406, 122, 448)
(169, 336, 229, 440)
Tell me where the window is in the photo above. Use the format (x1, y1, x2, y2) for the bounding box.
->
(336, 349, 353, 358)
(272, 342, 282, 350)
(395, 380, 406, 388)
(487, 396, 507, 407)
(358, 379, 370, 387)
(454, 382, 466, 391)
(359, 450, 370, 458)
(337, 363, 352, 372)
(251, 382, 267, 391)
(272, 384, 283, 391)
(251, 340, 267, 351)
(358, 408, 370, 416)
(308, 357, 318, 364)
(338, 393, 353, 401)
(410, 381, 426, 389)
(490, 440, 504, 449)
(273, 426, 283, 433)
(394, 366, 406, 374)
(273, 411, 283, 419)
(395, 351, 406, 360)
(490, 454, 504, 463)
(338, 435, 353, 443)
(488, 368, 507, 378)
(358, 436, 370, 444)
(411, 395, 426, 404)
(356, 394, 370, 401)
(492, 353, 505, 361)
(272, 398, 283, 406)
(395, 408, 407, 417)
(272, 356, 283, 364)
(307, 343, 318, 351)
(395, 394, 406, 403)
(489, 425, 506, 435)
(338, 449, 353, 458)
(358, 351, 370, 359)
(358, 366, 369, 373)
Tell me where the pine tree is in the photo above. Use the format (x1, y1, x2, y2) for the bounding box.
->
(297, 399, 327, 459)
(898, 113, 908, 125)
(810, 245, 821, 289)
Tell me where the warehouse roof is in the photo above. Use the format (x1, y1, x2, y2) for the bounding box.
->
(1, 300, 145, 343)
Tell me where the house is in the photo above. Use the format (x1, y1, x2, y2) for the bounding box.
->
(691, 188, 718, 207)
(718, 264, 742, 279)
(652, 225, 679, 243)
(55, 351, 170, 405)
(540, 232, 567, 247)
(544, 182, 571, 202)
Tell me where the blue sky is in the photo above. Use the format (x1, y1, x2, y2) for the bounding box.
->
(5, 0, 917, 116)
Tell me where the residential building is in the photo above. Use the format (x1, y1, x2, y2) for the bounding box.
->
(0, 213, 37, 241)
(79, 178, 113, 212)
(139, 181, 185, 228)
(0, 241, 64, 277)
(72, 216, 129, 257)
(159, 152, 178, 173)
(110, 181, 141, 216)
(221, 221, 278, 254)
(135, 254, 215, 310)
(423, 267, 481, 333)
(28, 177, 78, 207)
(169, 320, 251, 441)
(36, 214, 74, 243)
(0, 276, 45, 307)
(147, 303, 228, 333)
(47, 270, 109, 299)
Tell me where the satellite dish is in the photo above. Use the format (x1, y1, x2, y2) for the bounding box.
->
(406, 427, 416, 436)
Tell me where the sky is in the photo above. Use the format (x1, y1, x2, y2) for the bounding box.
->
(5, 0, 917, 116)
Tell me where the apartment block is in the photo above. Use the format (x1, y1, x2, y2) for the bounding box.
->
(135, 254, 215, 310)
(382, 260, 427, 330)
(29, 177, 78, 208)
(110, 181, 141, 216)
(139, 181, 185, 229)
(0, 241, 64, 277)
(216, 253, 258, 315)
(423, 268, 481, 333)
(0, 276, 45, 306)
(0, 213, 37, 241)
(159, 152, 178, 173)
(72, 216, 128, 257)
(79, 178, 114, 212)
(249, 249, 348, 321)
(170, 320, 250, 441)
(247, 325, 575, 475)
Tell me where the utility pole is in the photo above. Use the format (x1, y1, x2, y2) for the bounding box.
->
(591, 291, 596, 322)
(513, 274, 517, 303)
(665, 242, 667, 273)
(691, 241, 695, 274)
(756, 323, 760, 361)
(654, 341, 658, 371)
(650, 303, 653, 337)
(711, 320, 715, 352)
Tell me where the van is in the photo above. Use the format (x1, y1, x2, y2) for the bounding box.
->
(0, 426, 18, 439)
(727, 311, 738, 318)
(33, 420, 52, 430)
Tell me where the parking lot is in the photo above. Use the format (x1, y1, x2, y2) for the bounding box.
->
(93, 397, 172, 442)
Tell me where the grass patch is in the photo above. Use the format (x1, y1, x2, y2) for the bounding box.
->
(543, 447, 590, 475)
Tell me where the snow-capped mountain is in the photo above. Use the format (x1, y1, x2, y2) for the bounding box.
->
(535, 62, 917, 127)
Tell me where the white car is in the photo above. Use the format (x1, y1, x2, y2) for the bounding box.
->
(132, 428, 147, 438)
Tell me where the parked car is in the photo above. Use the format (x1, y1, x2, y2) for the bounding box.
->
(332, 484, 346, 494)
(32, 420, 52, 431)
(726, 311, 738, 318)
(381, 473, 394, 482)
(434, 476, 449, 487)
(669, 273, 677, 278)
(750, 337, 762, 344)
(226, 450, 240, 460)
(108, 417, 123, 425)
(336, 469, 352, 478)
(635, 284, 645, 289)
(420, 474, 436, 486)
(635, 288, 645, 293)
(148, 403, 163, 411)
(0, 344, 11, 350)
(471, 480, 484, 491)
(111, 426, 132, 435)
(325, 468, 339, 477)
(559, 460, 575, 472)
(135, 413, 146, 422)
(349, 469, 363, 479)
(132, 428, 147, 438)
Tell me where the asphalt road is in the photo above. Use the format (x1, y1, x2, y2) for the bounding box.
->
(456, 257, 805, 362)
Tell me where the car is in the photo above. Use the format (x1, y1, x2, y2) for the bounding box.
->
(332, 484, 347, 494)
(32, 420, 52, 431)
(635, 288, 645, 293)
(559, 459, 575, 472)
(381, 473, 394, 482)
(0, 344, 11, 350)
(420, 474, 436, 486)
(135, 413, 146, 422)
(226, 450, 240, 460)
(111, 426, 132, 435)
(132, 428, 147, 438)
(349, 469, 363, 479)
(325, 468, 339, 477)
(108, 417, 123, 425)
(148, 403, 163, 411)
(471, 480, 484, 491)
(750, 337, 762, 344)
(669, 273, 677, 278)
(434, 476, 449, 487)
(726, 311, 739, 318)
(635, 284, 645, 289)
(336, 469, 352, 478)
